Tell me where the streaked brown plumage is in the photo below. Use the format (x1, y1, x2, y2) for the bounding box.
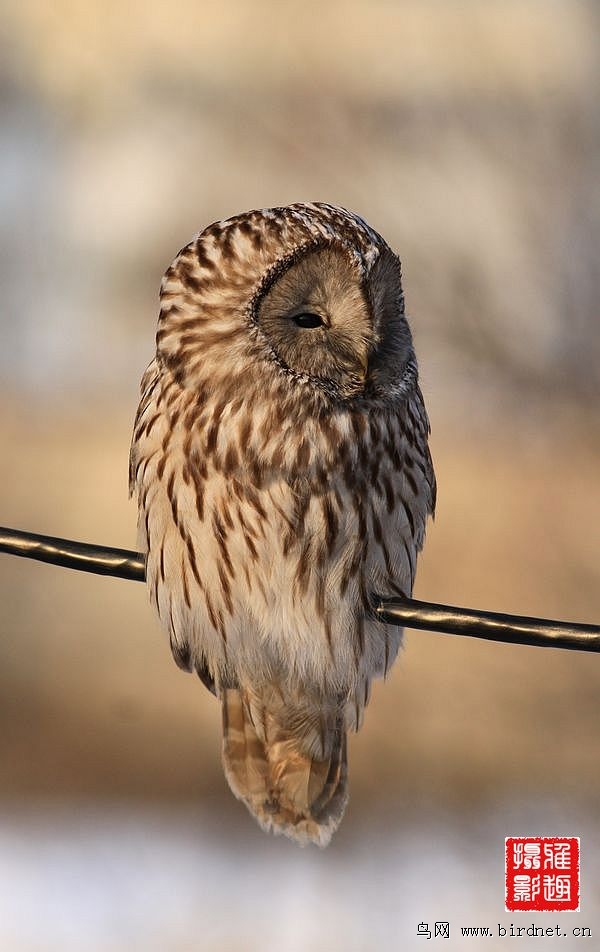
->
(130, 203, 435, 846)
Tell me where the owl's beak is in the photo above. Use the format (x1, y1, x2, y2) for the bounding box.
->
(343, 351, 369, 397)
(329, 334, 370, 398)
(358, 348, 369, 379)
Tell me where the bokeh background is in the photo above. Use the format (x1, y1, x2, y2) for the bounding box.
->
(1, 2, 599, 949)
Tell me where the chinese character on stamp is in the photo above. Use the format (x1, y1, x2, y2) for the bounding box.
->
(505, 837, 580, 912)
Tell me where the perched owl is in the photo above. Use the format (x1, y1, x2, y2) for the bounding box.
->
(129, 203, 436, 846)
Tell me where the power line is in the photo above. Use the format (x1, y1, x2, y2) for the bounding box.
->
(1, 525, 599, 653)
(0, 525, 144, 581)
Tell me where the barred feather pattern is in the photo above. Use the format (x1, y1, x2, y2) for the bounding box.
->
(130, 203, 436, 846)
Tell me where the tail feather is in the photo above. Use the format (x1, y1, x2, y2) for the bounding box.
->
(221, 688, 348, 847)
(221, 686, 269, 805)
(310, 727, 347, 822)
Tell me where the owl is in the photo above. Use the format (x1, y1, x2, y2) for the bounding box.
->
(129, 203, 436, 846)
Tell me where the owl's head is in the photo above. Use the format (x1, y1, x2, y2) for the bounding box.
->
(157, 203, 416, 405)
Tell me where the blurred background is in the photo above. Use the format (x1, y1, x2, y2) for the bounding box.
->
(1, 1, 599, 949)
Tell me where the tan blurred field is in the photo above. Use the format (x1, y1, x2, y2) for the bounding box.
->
(1, 405, 598, 815)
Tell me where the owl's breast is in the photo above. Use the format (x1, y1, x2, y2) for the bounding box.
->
(132, 372, 431, 694)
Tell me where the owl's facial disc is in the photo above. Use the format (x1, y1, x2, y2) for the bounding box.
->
(255, 246, 373, 399)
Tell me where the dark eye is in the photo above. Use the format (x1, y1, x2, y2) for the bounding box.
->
(291, 312, 324, 329)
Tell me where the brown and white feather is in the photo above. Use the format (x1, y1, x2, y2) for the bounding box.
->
(130, 203, 435, 846)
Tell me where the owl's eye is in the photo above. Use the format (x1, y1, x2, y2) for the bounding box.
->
(291, 312, 325, 329)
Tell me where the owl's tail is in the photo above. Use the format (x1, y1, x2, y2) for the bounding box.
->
(221, 686, 348, 847)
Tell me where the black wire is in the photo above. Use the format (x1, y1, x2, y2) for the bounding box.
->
(0, 526, 145, 582)
(1, 525, 599, 653)
(375, 597, 600, 654)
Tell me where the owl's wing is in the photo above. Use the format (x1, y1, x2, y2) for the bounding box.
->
(129, 359, 161, 502)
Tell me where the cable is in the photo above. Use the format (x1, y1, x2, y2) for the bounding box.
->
(1, 525, 599, 653)
(375, 596, 600, 654)
(0, 525, 145, 582)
